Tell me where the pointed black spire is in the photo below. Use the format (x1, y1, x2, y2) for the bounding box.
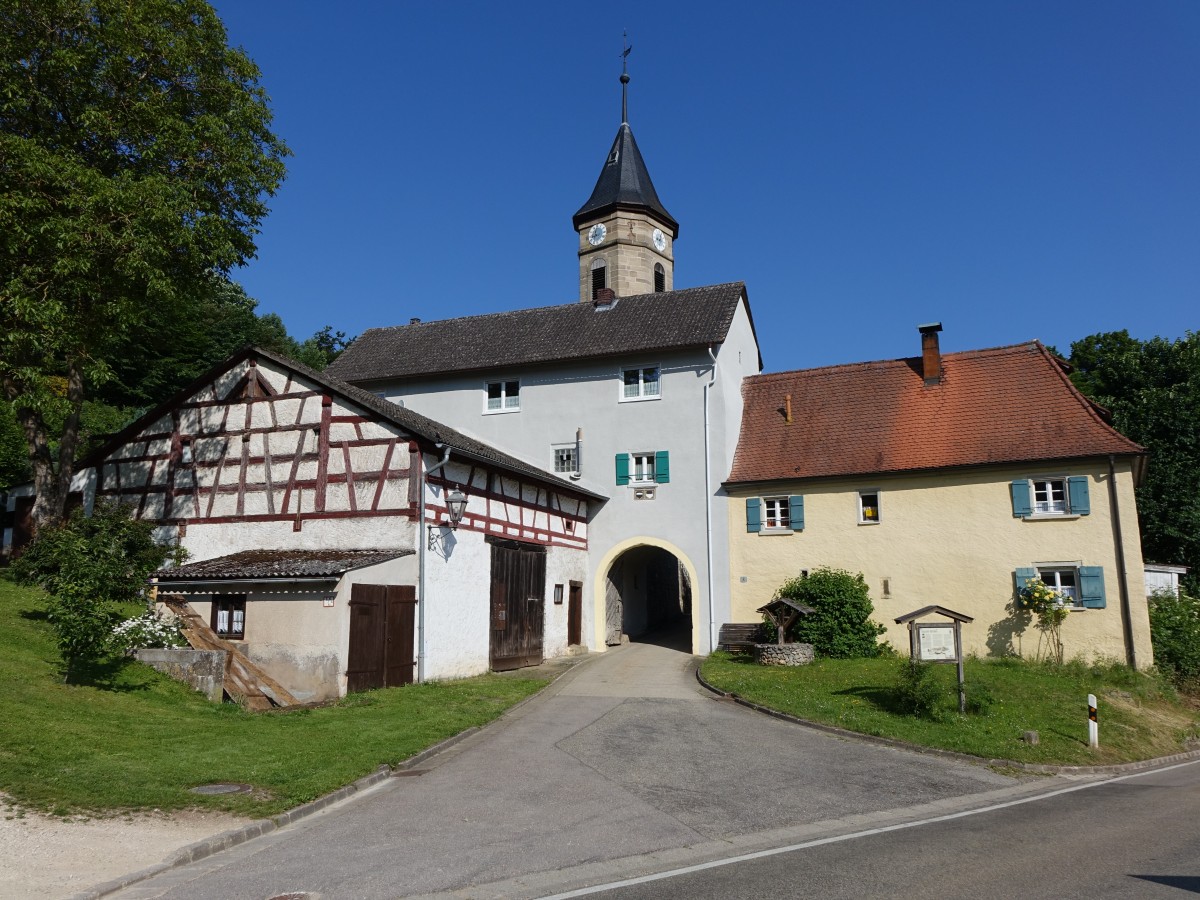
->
(572, 42, 678, 236)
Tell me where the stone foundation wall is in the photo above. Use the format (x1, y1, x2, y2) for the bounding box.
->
(754, 643, 814, 666)
(135, 648, 226, 702)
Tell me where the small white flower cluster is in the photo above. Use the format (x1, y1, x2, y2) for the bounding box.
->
(112, 610, 187, 652)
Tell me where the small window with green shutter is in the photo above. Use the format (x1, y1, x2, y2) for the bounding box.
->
(1014, 476, 1090, 518)
(746, 498, 762, 533)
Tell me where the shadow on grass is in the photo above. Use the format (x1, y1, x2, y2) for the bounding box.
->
(62, 655, 157, 692)
(833, 684, 906, 714)
(18, 607, 50, 622)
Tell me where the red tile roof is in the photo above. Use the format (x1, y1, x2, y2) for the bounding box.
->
(726, 341, 1143, 485)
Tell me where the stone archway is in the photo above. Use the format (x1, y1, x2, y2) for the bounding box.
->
(601, 544, 693, 647)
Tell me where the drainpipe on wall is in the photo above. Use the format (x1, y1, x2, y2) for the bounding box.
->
(703, 345, 718, 654)
(1108, 454, 1137, 668)
(417, 443, 452, 683)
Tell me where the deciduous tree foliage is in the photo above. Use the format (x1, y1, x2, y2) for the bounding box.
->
(1067, 331, 1200, 593)
(0, 0, 288, 530)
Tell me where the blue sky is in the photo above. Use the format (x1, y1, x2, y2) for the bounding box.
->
(211, 1, 1198, 371)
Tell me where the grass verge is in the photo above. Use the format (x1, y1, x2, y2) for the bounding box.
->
(0, 574, 545, 816)
(700, 651, 1200, 766)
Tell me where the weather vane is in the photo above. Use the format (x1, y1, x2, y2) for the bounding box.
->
(620, 31, 632, 123)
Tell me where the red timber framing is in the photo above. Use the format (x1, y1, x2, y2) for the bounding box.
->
(426, 464, 587, 551)
(94, 360, 416, 529)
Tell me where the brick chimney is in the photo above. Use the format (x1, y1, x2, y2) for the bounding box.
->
(918, 323, 943, 386)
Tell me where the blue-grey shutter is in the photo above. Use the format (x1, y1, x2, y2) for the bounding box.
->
(1067, 476, 1091, 515)
(1079, 566, 1106, 608)
(655, 450, 670, 484)
(1010, 480, 1032, 517)
(789, 495, 804, 531)
(1014, 567, 1038, 598)
(746, 498, 762, 533)
(615, 453, 630, 486)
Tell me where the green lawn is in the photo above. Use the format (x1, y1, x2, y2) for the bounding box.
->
(0, 574, 545, 816)
(701, 652, 1199, 766)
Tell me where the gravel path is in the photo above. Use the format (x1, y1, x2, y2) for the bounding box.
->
(0, 794, 245, 899)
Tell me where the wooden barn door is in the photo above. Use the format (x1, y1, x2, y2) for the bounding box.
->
(489, 538, 546, 671)
(347, 584, 416, 693)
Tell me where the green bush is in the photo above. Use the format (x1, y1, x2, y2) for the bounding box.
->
(772, 567, 888, 658)
(1149, 590, 1200, 682)
(12, 501, 181, 680)
(895, 659, 945, 719)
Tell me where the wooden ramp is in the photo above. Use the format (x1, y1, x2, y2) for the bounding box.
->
(161, 596, 299, 710)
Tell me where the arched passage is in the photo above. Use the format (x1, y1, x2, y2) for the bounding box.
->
(595, 539, 696, 649)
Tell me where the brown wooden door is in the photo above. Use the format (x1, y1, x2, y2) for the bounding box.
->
(347, 584, 416, 693)
(568, 581, 582, 647)
(488, 538, 546, 671)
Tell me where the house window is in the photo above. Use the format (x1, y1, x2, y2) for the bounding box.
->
(858, 491, 881, 524)
(553, 445, 577, 474)
(1038, 568, 1079, 606)
(630, 453, 656, 484)
(763, 497, 790, 530)
(621, 366, 660, 401)
(211, 595, 246, 640)
(485, 380, 520, 413)
(654, 263, 665, 293)
(591, 259, 607, 299)
(553, 584, 564, 605)
(1017, 564, 1106, 609)
(616, 450, 670, 486)
(1033, 479, 1067, 515)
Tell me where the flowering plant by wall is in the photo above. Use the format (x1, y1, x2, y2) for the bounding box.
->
(1018, 580, 1070, 664)
(111, 611, 186, 654)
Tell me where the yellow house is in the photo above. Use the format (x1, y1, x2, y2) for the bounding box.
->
(723, 325, 1151, 667)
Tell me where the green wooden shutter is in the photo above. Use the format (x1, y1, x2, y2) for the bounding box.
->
(746, 498, 762, 533)
(655, 450, 670, 483)
(1079, 566, 1106, 608)
(1067, 476, 1091, 515)
(1014, 567, 1038, 599)
(615, 453, 630, 486)
(789, 495, 804, 531)
(1010, 480, 1032, 517)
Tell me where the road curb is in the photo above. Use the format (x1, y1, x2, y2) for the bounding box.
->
(694, 664, 1200, 776)
(72, 656, 601, 900)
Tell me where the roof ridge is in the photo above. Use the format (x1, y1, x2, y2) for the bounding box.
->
(747, 341, 1040, 383)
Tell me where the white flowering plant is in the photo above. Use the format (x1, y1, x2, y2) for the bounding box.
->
(1018, 579, 1070, 664)
(111, 610, 187, 654)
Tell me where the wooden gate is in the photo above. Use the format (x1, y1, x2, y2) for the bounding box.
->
(489, 538, 546, 671)
(347, 584, 416, 692)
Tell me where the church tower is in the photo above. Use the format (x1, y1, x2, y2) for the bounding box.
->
(573, 62, 678, 302)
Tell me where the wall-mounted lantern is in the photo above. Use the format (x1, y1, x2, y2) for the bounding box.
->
(445, 488, 467, 530)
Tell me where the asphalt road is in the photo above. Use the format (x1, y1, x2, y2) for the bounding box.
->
(104, 637, 1150, 900)
(562, 759, 1200, 900)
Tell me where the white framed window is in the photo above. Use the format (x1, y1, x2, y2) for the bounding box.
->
(858, 490, 881, 524)
(630, 452, 656, 484)
(553, 445, 577, 474)
(485, 380, 520, 413)
(1038, 566, 1081, 608)
(621, 366, 661, 401)
(763, 497, 791, 531)
(1032, 478, 1067, 515)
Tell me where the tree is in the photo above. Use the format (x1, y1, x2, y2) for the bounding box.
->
(0, 400, 30, 489)
(11, 500, 179, 681)
(773, 567, 888, 658)
(1066, 331, 1200, 594)
(0, 0, 289, 534)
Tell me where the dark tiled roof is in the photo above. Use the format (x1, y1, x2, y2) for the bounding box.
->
(572, 122, 678, 234)
(158, 549, 411, 581)
(325, 283, 750, 384)
(726, 341, 1143, 485)
(83, 346, 605, 502)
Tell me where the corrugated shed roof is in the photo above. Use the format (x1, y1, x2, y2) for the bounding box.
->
(324, 283, 751, 384)
(572, 122, 678, 234)
(157, 549, 411, 581)
(726, 341, 1144, 485)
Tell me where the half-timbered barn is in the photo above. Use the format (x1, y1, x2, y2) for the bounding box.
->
(34, 346, 600, 699)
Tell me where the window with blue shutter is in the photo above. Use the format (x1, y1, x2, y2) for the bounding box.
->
(654, 450, 670, 484)
(1010, 480, 1032, 517)
(1078, 566, 1106, 608)
(789, 495, 805, 531)
(1014, 567, 1038, 596)
(1067, 477, 1091, 515)
(746, 498, 762, 533)
(615, 453, 630, 486)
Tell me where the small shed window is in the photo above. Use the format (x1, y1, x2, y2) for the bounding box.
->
(654, 263, 665, 293)
(591, 258, 607, 299)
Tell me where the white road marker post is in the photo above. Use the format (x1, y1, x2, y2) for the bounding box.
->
(1087, 693, 1099, 749)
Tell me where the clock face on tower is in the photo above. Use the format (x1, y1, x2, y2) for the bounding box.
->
(587, 223, 607, 246)
(652, 228, 667, 252)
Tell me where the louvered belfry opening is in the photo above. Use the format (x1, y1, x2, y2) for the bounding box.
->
(654, 263, 665, 293)
(591, 259, 607, 299)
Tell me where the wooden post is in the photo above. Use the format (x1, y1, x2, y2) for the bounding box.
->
(956, 620, 966, 713)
